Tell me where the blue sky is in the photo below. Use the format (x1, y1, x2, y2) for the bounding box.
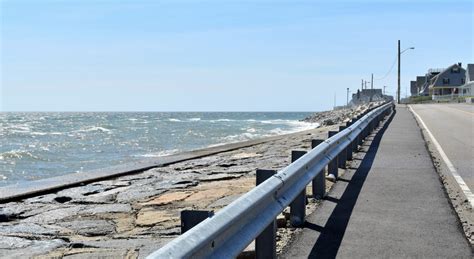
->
(1, 0, 472, 111)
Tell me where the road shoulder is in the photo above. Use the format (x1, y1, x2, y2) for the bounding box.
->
(408, 104, 473, 247)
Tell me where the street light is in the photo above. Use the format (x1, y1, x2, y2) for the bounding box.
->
(397, 40, 415, 104)
(346, 88, 349, 107)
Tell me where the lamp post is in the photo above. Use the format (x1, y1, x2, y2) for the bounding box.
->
(346, 88, 349, 107)
(397, 40, 415, 104)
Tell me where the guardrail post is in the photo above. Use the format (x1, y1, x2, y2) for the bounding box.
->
(327, 131, 339, 179)
(290, 150, 307, 227)
(353, 131, 359, 152)
(255, 169, 277, 259)
(311, 140, 326, 199)
(346, 136, 353, 161)
(181, 210, 214, 234)
(338, 125, 347, 168)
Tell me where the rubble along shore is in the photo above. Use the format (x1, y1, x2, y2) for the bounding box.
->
(0, 106, 371, 258)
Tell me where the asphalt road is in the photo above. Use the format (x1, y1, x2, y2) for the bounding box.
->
(410, 103, 474, 190)
(281, 107, 471, 258)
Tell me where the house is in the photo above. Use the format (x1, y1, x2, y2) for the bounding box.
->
(410, 81, 417, 96)
(416, 76, 428, 95)
(416, 69, 442, 96)
(350, 89, 388, 105)
(459, 64, 474, 96)
(428, 63, 466, 98)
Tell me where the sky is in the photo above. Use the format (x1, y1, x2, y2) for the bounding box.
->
(1, 0, 472, 112)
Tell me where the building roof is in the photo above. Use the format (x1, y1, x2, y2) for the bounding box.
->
(428, 63, 464, 88)
(467, 64, 474, 82)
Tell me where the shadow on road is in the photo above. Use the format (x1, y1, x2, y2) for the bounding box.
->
(307, 110, 396, 258)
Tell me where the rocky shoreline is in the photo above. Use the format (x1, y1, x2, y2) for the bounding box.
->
(0, 106, 371, 258)
(301, 102, 382, 126)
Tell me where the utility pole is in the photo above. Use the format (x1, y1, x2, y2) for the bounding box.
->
(346, 88, 349, 107)
(397, 40, 401, 104)
(371, 73, 373, 90)
(364, 81, 367, 89)
(383, 85, 387, 95)
(361, 79, 364, 91)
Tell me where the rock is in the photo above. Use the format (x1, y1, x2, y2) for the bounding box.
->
(0, 236, 66, 257)
(184, 188, 230, 203)
(326, 174, 337, 182)
(58, 219, 115, 236)
(85, 186, 131, 203)
(23, 194, 59, 204)
(141, 191, 193, 206)
(0, 223, 59, 236)
(209, 194, 241, 208)
(230, 153, 263, 160)
(23, 206, 84, 223)
(115, 186, 167, 203)
(0, 236, 32, 249)
(57, 184, 107, 198)
(135, 209, 175, 226)
(322, 118, 335, 126)
(80, 204, 132, 215)
(208, 165, 253, 175)
(199, 174, 241, 182)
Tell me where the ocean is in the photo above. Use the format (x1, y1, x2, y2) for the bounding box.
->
(0, 112, 318, 187)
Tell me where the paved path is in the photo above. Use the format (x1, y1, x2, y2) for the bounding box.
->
(410, 103, 474, 190)
(282, 107, 472, 258)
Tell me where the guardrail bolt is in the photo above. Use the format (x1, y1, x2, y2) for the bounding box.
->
(255, 169, 277, 259)
(290, 150, 307, 227)
(181, 210, 214, 234)
(311, 140, 326, 199)
(327, 131, 339, 180)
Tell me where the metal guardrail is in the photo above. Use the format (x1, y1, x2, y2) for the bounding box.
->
(147, 102, 394, 259)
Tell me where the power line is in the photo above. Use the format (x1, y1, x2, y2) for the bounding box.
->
(374, 54, 397, 81)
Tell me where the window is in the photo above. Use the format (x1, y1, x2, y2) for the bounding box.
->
(451, 67, 460, 73)
(461, 78, 465, 84)
(442, 78, 450, 84)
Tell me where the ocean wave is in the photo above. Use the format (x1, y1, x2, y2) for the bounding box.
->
(209, 119, 235, 122)
(213, 121, 320, 146)
(75, 126, 112, 133)
(34, 131, 64, 136)
(220, 132, 263, 143)
(135, 149, 180, 158)
(8, 124, 32, 134)
(189, 118, 201, 121)
(0, 149, 40, 160)
(168, 118, 181, 122)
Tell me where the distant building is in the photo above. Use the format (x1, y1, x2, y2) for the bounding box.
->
(416, 69, 443, 96)
(460, 64, 474, 96)
(428, 63, 466, 97)
(350, 89, 388, 105)
(416, 76, 428, 96)
(410, 81, 417, 96)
